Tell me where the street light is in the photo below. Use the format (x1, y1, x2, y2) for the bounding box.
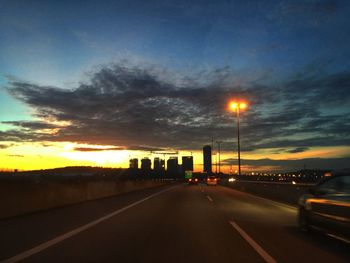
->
(229, 101, 248, 176)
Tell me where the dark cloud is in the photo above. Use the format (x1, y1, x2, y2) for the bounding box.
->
(0, 143, 14, 149)
(6, 154, 24, 157)
(286, 147, 309, 153)
(242, 136, 350, 152)
(73, 145, 167, 152)
(2, 121, 60, 130)
(74, 147, 125, 152)
(3, 62, 350, 153)
(0, 129, 45, 142)
(127, 146, 166, 152)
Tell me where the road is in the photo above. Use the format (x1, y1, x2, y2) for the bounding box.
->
(0, 184, 349, 263)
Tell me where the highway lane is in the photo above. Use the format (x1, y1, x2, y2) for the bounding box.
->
(0, 185, 174, 260)
(204, 185, 350, 262)
(0, 184, 349, 263)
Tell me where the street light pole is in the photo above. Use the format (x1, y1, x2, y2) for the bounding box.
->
(216, 141, 222, 174)
(229, 101, 247, 177)
(236, 108, 241, 176)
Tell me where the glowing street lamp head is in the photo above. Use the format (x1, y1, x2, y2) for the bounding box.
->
(229, 102, 238, 110)
(239, 102, 247, 110)
(229, 101, 248, 111)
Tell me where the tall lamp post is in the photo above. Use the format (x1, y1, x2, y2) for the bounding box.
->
(216, 140, 222, 174)
(229, 101, 247, 176)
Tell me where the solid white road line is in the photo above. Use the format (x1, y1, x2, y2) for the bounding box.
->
(206, 195, 213, 202)
(229, 221, 277, 263)
(0, 186, 177, 263)
(225, 186, 297, 210)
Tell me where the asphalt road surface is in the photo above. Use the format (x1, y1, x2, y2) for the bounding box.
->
(0, 184, 349, 263)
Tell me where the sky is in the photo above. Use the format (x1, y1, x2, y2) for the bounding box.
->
(0, 0, 350, 172)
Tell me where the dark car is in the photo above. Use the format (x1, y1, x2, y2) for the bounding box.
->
(298, 172, 350, 243)
(188, 177, 199, 185)
(206, 176, 218, 186)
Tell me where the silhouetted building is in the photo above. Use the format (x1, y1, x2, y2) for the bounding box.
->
(154, 157, 160, 170)
(167, 157, 178, 176)
(129, 158, 138, 169)
(203, 145, 212, 173)
(182, 156, 193, 171)
(141, 158, 151, 170)
(160, 159, 165, 170)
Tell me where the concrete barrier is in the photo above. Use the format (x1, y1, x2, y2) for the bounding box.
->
(224, 180, 315, 206)
(0, 180, 169, 219)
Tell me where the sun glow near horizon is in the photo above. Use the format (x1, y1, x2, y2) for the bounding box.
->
(0, 141, 349, 172)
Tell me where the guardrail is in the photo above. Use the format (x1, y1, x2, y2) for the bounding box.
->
(233, 180, 315, 186)
(223, 179, 315, 206)
(0, 179, 171, 219)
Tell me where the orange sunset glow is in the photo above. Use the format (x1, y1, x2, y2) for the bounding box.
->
(1, 140, 349, 172)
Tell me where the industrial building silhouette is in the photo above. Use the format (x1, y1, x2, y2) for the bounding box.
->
(203, 145, 212, 174)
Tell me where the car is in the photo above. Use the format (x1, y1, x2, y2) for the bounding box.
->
(188, 177, 199, 185)
(228, 177, 236, 183)
(298, 172, 350, 243)
(207, 176, 218, 186)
